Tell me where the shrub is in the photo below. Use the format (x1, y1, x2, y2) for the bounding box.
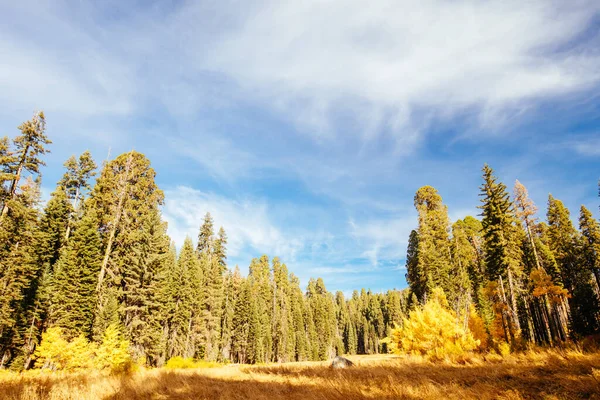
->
(165, 357, 221, 369)
(34, 329, 96, 370)
(94, 324, 134, 373)
(35, 324, 133, 373)
(34, 328, 70, 370)
(385, 288, 480, 360)
(165, 356, 198, 369)
(468, 305, 490, 351)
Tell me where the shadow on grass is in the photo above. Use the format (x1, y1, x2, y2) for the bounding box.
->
(103, 355, 600, 400)
(2, 354, 599, 400)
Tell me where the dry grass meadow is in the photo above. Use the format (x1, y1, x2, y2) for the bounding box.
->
(1, 351, 600, 400)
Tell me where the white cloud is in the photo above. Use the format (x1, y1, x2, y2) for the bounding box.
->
(3, 0, 598, 147)
(348, 214, 416, 267)
(202, 0, 600, 143)
(569, 136, 600, 157)
(161, 186, 303, 261)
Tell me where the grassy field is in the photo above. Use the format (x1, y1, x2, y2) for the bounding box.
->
(1, 351, 599, 399)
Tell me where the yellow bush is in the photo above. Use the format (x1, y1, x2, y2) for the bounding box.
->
(165, 356, 221, 369)
(386, 288, 480, 361)
(468, 305, 489, 351)
(165, 356, 198, 369)
(94, 324, 134, 373)
(35, 326, 128, 371)
(498, 341, 511, 357)
(34, 328, 70, 369)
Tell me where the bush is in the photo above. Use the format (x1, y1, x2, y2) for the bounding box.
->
(34, 324, 133, 373)
(94, 324, 134, 373)
(165, 356, 221, 369)
(165, 356, 198, 369)
(34, 328, 70, 370)
(385, 288, 480, 360)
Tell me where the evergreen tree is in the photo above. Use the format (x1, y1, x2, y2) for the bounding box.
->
(164, 238, 194, 359)
(122, 209, 171, 365)
(247, 255, 273, 363)
(413, 186, 452, 299)
(0, 112, 51, 220)
(289, 273, 308, 361)
(547, 196, 600, 336)
(88, 151, 166, 361)
(219, 266, 241, 361)
(51, 209, 102, 339)
(479, 165, 524, 345)
(580, 206, 600, 294)
(232, 277, 252, 363)
(405, 230, 423, 301)
(196, 214, 225, 361)
(59, 151, 96, 241)
(0, 178, 41, 368)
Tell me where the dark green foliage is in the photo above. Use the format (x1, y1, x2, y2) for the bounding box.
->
(547, 197, 600, 336)
(51, 209, 102, 338)
(413, 186, 452, 298)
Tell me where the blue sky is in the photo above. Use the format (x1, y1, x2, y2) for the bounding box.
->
(1, 0, 599, 293)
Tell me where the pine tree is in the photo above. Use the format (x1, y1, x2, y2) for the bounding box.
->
(580, 206, 600, 294)
(247, 255, 273, 363)
(167, 237, 202, 359)
(0, 112, 51, 220)
(164, 238, 193, 359)
(88, 151, 166, 361)
(413, 186, 452, 299)
(122, 209, 171, 365)
(547, 196, 600, 336)
(51, 209, 102, 339)
(196, 214, 225, 361)
(405, 230, 423, 301)
(219, 266, 241, 362)
(17, 185, 73, 368)
(232, 277, 252, 363)
(90, 151, 163, 297)
(514, 182, 569, 345)
(479, 165, 524, 345)
(0, 178, 42, 368)
(59, 151, 96, 241)
(289, 273, 308, 361)
(272, 258, 293, 362)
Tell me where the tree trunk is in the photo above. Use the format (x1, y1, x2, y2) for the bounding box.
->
(0, 163, 24, 220)
(507, 269, 521, 333)
(96, 153, 133, 293)
(499, 276, 514, 344)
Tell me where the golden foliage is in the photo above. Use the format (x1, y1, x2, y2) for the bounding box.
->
(164, 357, 221, 369)
(530, 268, 569, 304)
(34, 328, 95, 370)
(468, 305, 489, 351)
(94, 324, 134, 373)
(34, 324, 132, 373)
(386, 288, 480, 360)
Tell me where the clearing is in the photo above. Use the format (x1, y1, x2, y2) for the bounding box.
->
(1, 352, 599, 399)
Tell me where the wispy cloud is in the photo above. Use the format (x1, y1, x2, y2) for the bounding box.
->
(162, 186, 304, 262)
(348, 214, 416, 267)
(202, 0, 600, 143)
(566, 135, 600, 157)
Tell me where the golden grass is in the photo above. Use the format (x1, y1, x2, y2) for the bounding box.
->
(1, 351, 599, 399)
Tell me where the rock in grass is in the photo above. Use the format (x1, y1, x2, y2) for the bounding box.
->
(331, 356, 354, 369)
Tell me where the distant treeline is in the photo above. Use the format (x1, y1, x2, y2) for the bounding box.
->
(0, 112, 407, 370)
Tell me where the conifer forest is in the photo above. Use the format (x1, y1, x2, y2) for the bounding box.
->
(1, 111, 599, 379)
